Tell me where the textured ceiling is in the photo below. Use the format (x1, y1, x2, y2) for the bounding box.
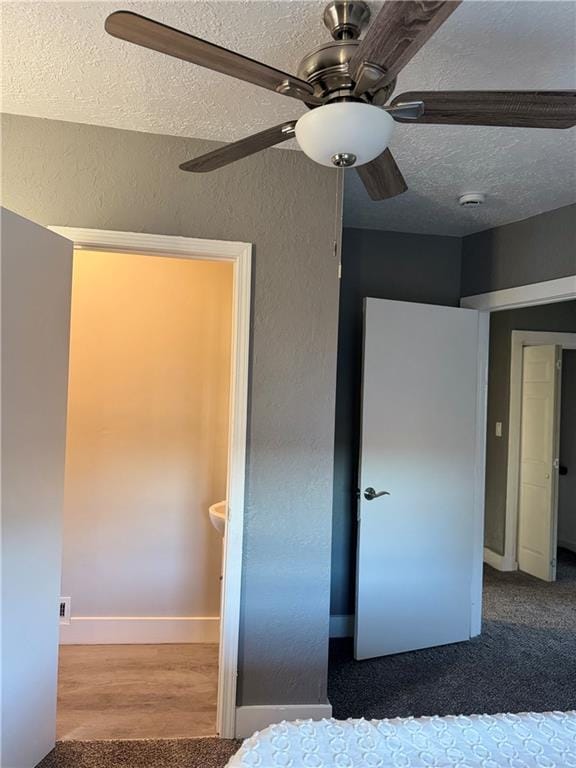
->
(2, 0, 575, 235)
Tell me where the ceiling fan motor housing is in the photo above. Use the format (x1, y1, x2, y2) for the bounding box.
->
(298, 1, 395, 106)
(297, 39, 395, 106)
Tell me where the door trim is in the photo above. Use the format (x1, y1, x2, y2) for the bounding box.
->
(505, 331, 576, 570)
(49, 226, 251, 739)
(470, 311, 490, 636)
(460, 276, 576, 312)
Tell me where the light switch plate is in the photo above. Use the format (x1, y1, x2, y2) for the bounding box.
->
(495, 422, 503, 438)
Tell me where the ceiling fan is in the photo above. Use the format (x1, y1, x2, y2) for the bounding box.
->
(105, 1, 576, 201)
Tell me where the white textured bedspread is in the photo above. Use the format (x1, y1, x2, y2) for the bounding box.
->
(226, 711, 576, 767)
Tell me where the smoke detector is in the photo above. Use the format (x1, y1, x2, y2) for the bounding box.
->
(459, 192, 485, 208)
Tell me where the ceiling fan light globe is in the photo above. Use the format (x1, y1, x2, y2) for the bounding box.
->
(295, 102, 394, 168)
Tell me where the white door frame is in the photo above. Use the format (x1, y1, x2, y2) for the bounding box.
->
(505, 330, 576, 570)
(50, 226, 252, 739)
(461, 275, 576, 572)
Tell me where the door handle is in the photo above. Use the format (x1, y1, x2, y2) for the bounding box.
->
(364, 487, 390, 501)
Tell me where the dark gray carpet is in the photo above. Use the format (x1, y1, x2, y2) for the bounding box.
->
(36, 738, 242, 768)
(329, 547, 576, 720)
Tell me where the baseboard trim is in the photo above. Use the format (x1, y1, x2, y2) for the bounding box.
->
(235, 703, 333, 738)
(59, 616, 220, 644)
(558, 538, 576, 554)
(483, 547, 517, 572)
(330, 614, 354, 638)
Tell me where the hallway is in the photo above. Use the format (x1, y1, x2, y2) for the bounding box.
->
(329, 548, 576, 719)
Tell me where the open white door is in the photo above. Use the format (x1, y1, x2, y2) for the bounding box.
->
(1, 209, 72, 768)
(355, 298, 485, 661)
(517, 344, 561, 582)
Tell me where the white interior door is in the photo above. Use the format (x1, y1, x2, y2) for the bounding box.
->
(517, 344, 561, 582)
(355, 298, 485, 661)
(1, 209, 72, 768)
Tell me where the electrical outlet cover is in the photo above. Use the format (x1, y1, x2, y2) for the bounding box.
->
(59, 596, 71, 625)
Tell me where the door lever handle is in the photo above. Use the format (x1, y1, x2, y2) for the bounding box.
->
(364, 487, 390, 501)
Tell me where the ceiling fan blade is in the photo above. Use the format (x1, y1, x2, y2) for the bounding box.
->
(349, 1, 461, 92)
(180, 122, 297, 173)
(105, 11, 320, 105)
(391, 90, 576, 128)
(356, 149, 408, 201)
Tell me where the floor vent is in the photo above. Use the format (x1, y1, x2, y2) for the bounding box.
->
(59, 597, 71, 625)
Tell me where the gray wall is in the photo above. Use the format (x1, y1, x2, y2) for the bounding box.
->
(0, 114, 342, 707)
(485, 301, 576, 554)
(461, 204, 576, 296)
(331, 227, 462, 617)
(558, 350, 576, 551)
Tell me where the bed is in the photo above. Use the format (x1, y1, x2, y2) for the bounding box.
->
(226, 711, 576, 767)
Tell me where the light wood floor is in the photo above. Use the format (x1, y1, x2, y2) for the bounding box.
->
(57, 643, 218, 740)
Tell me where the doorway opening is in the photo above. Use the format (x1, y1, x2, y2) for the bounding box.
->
(50, 227, 251, 740)
(57, 248, 231, 739)
(495, 326, 576, 580)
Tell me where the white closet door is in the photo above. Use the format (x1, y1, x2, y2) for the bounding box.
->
(517, 344, 561, 582)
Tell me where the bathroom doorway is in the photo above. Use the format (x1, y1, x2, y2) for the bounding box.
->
(51, 229, 251, 740)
